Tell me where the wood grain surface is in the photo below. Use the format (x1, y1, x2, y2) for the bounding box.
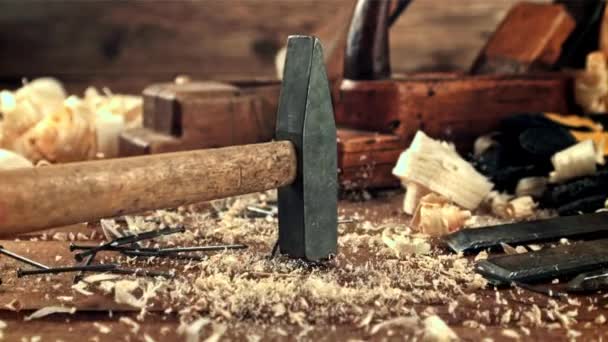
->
(0, 195, 607, 341)
(0, 0, 550, 93)
(0, 141, 296, 235)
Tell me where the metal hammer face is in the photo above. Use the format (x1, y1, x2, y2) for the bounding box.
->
(275, 36, 338, 261)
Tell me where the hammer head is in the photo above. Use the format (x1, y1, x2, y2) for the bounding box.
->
(275, 36, 338, 261)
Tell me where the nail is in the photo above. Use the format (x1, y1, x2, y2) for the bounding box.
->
(156, 244, 247, 253)
(73, 253, 96, 284)
(17, 264, 117, 277)
(74, 226, 185, 261)
(72, 244, 247, 254)
(0, 246, 50, 270)
(121, 250, 207, 261)
(247, 206, 276, 217)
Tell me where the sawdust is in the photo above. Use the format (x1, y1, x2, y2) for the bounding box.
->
(81, 192, 486, 338)
(31, 191, 598, 339)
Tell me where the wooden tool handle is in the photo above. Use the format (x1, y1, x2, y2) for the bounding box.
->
(0, 141, 296, 236)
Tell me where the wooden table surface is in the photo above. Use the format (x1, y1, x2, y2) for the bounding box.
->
(0, 192, 606, 342)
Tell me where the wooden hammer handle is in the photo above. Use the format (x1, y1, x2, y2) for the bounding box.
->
(0, 141, 296, 236)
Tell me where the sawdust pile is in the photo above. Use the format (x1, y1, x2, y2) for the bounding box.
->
(15, 191, 600, 340)
(75, 192, 489, 340)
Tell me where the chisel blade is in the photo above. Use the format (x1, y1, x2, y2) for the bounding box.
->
(567, 268, 608, 293)
(475, 238, 608, 285)
(445, 212, 608, 254)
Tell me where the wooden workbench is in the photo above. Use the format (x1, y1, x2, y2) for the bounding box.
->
(0, 193, 606, 341)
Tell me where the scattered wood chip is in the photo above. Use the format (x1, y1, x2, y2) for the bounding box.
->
(72, 281, 93, 296)
(501, 328, 521, 340)
(422, 315, 458, 342)
(4, 299, 22, 311)
(205, 323, 227, 342)
(357, 310, 374, 329)
(119, 316, 141, 333)
(178, 317, 211, 342)
(93, 322, 111, 334)
(370, 316, 418, 335)
(83, 273, 121, 283)
(24, 306, 76, 321)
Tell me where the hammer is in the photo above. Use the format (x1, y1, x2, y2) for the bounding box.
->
(0, 36, 338, 261)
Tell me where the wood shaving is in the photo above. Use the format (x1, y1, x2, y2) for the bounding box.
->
(595, 314, 606, 325)
(381, 226, 431, 256)
(0, 148, 33, 170)
(143, 334, 156, 342)
(515, 177, 547, 198)
(411, 193, 471, 236)
(370, 316, 418, 335)
(393, 131, 493, 210)
(204, 323, 227, 342)
(501, 329, 521, 340)
(485, 192, 537, 219)
(24, 306, 76, 321)
(72, 281, 93, 296)
(567, 329, 582, 339)
(93, 322, 111, 334)
(5, 299, 22, 311)
(356, 310, 374, 329)
(500, 243, 519, 255)
(550, 140, 599, 183)
(114, 280, 145, 308)
(178, 317, 211, 342)
(119, 316, 140, 333)
(421, 315, 458, 342)
(575, 51, 608, 113)
(0, 79, 142, 162)
(474, 251, 488, 261)
(402, 182, 431, 215)
(82, 273, 121, 284)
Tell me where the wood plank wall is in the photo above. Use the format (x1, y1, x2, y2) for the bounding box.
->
(0, 0, 548, 93)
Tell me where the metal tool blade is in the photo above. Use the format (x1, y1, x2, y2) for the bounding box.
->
(567, 268, 608, 292)
(445, 212, 608, 254)
(275, 35, 338, 261)
(475, 238, 608, 285)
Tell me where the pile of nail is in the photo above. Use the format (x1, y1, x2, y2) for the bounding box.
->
(1, 224, 247, 283)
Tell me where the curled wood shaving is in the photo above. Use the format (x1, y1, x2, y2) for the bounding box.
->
(24, 306, 76, 321)
(403, 182, 431, 215)
(411, 193, 471, 236)
(72, 281, 93, 296)
(550, 140, 598, 183)
(575, 51, 608, 113)
(370, 316, 418, 335)
(119, 316, 140, 333)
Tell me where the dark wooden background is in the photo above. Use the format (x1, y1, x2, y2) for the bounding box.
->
(0, 0, 545, 93)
